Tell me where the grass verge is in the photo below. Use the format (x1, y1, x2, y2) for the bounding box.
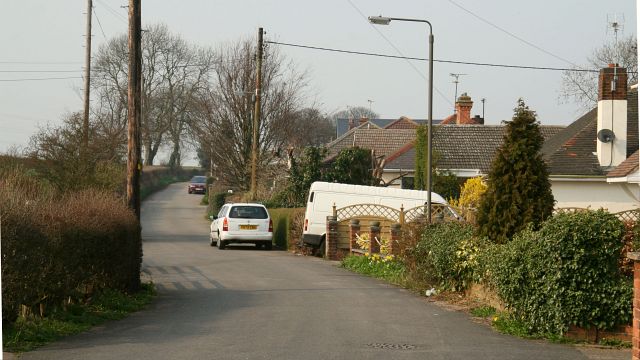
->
(3, 283, 156, 353)
(341, 254, 406, 285)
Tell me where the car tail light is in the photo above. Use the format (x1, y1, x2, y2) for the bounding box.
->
(223, 217, 228, 231)
(304, 219, 308, 231)
(268, 219, 273, 233)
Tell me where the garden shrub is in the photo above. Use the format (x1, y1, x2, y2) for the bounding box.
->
(405, 221, 486, 292)
(482, 210, 632, 335)
(269, 208, 305, 249)
(208, 192, 229, 217)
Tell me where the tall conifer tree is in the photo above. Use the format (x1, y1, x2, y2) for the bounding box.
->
(477, 99, 554, 243)
(414, 125, 427, 190)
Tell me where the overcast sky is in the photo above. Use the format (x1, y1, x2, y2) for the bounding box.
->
(0, 1, 637, 161)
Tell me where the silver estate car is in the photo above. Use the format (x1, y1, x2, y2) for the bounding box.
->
(210, 203, 273, 250)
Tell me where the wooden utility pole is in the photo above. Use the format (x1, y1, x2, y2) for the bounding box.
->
(127, 0, 142, 220)
(250, 27, 264, 201)
(82, 0, 92, 153)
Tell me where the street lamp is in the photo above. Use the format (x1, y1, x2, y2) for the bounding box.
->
(368, 15, 434, 223)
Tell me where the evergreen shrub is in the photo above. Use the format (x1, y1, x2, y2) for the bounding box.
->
(482, 210, 632, 335)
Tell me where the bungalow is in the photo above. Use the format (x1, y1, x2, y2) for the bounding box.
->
(324, 64, 639, 212)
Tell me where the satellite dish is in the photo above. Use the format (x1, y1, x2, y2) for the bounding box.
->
(597, 129, 615, 143)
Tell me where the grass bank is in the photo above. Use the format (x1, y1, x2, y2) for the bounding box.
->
(3, 283, 156, 353)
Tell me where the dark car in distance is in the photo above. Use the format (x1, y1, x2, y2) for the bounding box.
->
(188, 176, 208, 194)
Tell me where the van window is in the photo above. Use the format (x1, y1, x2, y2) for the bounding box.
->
(309, 192, 315, 203)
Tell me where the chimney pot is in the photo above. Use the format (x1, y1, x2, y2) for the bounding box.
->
(455, 93, 474, 125)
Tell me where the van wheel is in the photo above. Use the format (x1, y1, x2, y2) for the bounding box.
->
(317, 237, 326, 257)
(210, 235, 216, 247)
(265, 242, 272, 251)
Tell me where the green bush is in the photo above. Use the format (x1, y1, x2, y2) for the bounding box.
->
(208, 192, 229, 217)
(482, 210, 632, 335)
(406, 221, 486, 292)
(269, 208, 305, 249)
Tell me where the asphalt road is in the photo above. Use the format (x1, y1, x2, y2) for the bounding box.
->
(17, 183, 630, 360)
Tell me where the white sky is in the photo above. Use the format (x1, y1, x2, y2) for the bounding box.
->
(0, 1, 637, 160)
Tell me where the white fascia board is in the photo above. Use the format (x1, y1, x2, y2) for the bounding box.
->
(383, 168, 484, 177)
(607, 170, 640, 183)
(549, 176, 607, 182)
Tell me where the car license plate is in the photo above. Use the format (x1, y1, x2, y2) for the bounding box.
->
(239, 225, 257, 230)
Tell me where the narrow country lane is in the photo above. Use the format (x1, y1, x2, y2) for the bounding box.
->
(18, 183, 629, 360)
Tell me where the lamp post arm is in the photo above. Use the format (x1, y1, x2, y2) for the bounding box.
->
(387, 17, 432, 34)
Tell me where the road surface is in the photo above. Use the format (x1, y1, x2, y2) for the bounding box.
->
(18, 183, 630, 360)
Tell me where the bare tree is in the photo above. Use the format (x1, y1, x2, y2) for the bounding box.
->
(92, 23, 214, 165)
(286, 108, 335, 147)
(330, 106, 379, 123)
(191, 39, 308, 189)
(561, 35, 637, 110)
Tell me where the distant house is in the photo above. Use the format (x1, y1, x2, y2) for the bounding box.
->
(334, 116, 443, 139)
(325, 68, 639, 212)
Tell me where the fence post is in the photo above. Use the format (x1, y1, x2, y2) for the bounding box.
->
(629, 252, 640, 360)
(399, 205, 405, 226)
(390, 223, 402, 256)
(349, 219, 360, 253)
(369, 221, 380, 254)
(326, 215, 339, 260)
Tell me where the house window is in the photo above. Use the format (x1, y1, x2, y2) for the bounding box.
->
(401, 176, 414, 189)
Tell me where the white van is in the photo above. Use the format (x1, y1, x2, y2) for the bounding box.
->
(301, 181, 450, 248)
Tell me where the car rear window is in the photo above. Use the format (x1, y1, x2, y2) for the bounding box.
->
(191, 176, 207, 183)
(228, 206, 268, 219)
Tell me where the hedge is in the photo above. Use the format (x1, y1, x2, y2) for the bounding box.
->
(268, 208, 305, 250)
(140, 166, 201, 200)
(1, 167, 141, 327)
(481, 210, 632, 335)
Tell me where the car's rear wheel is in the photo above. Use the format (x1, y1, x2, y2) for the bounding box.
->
(264, 242, 272, 251)
(218, 238, 226, 250)
(210, 234, 216, 247)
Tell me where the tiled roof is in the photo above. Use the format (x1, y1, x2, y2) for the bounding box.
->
(335, 118, 443, 138)
(325, 128, 416, 161)
(542, 89, 638, 176)
(607, 150, 639, 177)
(385, 116, 419, 129)
(384, 125, 563, 172)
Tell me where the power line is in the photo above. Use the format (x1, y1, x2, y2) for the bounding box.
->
(0, 76, 82, 82)
(95, 0, 128, 24)
(446, 0, 579, 68)
(345, 0, 452, 107)
(0, 61, 82, 64)
(266, 40, 603, 73)
(0, 70, 81, 73)
(93, 7, 107, 38)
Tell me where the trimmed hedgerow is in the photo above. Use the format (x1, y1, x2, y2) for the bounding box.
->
(1, 166, 141, 327)
(481, 210, 632, 335)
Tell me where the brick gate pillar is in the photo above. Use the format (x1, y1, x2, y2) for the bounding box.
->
(349, 219, 360, 252)
(628, 252, 640, 360)
(326, 216, 339, 260)
(369, 221, 381, 254)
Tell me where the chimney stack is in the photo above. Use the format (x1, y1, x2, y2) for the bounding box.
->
(455, 93, 473, 125)
(596, 64, 628, 168)
(359, 117, 369, 126)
